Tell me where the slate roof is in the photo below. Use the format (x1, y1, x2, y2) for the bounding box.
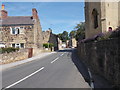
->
(0, 16, 34, 26)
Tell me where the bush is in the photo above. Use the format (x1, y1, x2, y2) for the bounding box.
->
(98, 26, 120, 40)
(98, 32, 111, 41)
(43, 43, 54, 48)
(0, 47, 19, 54)
(109, 27, 120, 38)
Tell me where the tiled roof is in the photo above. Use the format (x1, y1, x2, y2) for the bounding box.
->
(0, 16, 34, 26)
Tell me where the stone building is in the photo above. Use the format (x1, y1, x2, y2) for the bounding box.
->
(85, 1, 120, 38)
(68, 38, 77, 48)
(0, 5, 43, 52)
(58, 38, 63, 50)
(42, 29, 58, 51)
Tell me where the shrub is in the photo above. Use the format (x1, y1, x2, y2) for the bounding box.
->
(43, 43, 54, 48)
(0, 47, 19, 54)
(98, 26, 120, 40)
(109, 27, 120, 38)
(98, 32, 111, 41)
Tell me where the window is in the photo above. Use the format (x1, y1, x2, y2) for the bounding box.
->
(11, 43, 25, 48)
(108, 27, 112, 32)
(12, 44, 15, 48)
(21, 43, 24, 48)
(12, 28, 16, 34)
(11, 27, 20, 34)
(92, 9, 99, 29)
(20, 27, 24, 29)
(16, 44, 20, 48)
(15, 28, 20, 34)
(0, 43, 5, 48)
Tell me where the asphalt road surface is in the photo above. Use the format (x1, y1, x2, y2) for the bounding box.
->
(2, 49, 91, 89)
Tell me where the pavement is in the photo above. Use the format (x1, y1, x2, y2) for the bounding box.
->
(0, 52, 56, 71)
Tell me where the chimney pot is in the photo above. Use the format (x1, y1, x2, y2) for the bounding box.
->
(1, 4, 8, 19)
(32, 8, 38, 19)
(2, 4, 5, 10)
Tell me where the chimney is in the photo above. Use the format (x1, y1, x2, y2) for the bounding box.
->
(32, 8, 38, 19)
(1, 4, 8, 19)
(2, 4, 5, 10)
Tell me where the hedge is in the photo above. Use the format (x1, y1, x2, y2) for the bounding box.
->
(0, 47, 19, 54)
(43, 43, 54, 48)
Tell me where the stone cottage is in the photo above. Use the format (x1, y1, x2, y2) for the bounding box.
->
(68, 38, 77, 48)
(42, 29, 58, 51)
(0, 5, 43, 53)
(85, 1, 120, 38)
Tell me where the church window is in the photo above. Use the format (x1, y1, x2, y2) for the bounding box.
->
(92, 9, 99, 29)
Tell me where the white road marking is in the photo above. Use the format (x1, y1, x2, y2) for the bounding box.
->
(88, 68, 94, 89)
(60, 53, 64, 56)
(61, 52, 67, 56)
(51, 57, 59, 64)
(5, 67, 44, 89)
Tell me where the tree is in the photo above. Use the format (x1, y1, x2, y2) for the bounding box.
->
(58, 33, 62, 40)
(58, 31, 69, 42)
(69, 30, 76, 38)
(74, 22, 85, 41)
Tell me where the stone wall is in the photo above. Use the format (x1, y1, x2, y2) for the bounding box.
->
(42, 30, 58, 51)
(0, 49, 28, 64)
(85, 2, 102, 38)
(33, 17, 43, 49)
(77, 38, 120, 87)
(0, 25, 34, 48)
(118, 1, 120, 26)
(85, 2, 120, 38)
(0, 8, 43, 50)
(68, 38, 77, 48)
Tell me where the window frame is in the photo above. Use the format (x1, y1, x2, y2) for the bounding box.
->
(11, 43, 25, 48)
(10, 27, 21, 35)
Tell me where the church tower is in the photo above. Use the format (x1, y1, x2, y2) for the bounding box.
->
(85, 1, 120, 38)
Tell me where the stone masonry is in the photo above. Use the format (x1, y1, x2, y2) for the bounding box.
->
(85, 1, 120, 38)
(0, 5, 43, 53)
(42, 30, 58, 51)
(0, 49, 28, 64)
(77, 38, 120, 87)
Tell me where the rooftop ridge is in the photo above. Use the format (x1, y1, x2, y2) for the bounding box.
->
(8, 16, 32, 17)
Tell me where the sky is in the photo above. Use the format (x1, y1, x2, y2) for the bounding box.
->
(2, 2, 85, 34)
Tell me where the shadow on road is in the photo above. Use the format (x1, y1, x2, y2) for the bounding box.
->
(71, 49, 91, 85)
(57, 49, 91, 85)
(70, 49, 113, 89)
(57, 48, 73, 53)
(57, 49, 112, 88)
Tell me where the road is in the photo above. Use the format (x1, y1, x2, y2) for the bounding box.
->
(2, 49, 91, 89)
